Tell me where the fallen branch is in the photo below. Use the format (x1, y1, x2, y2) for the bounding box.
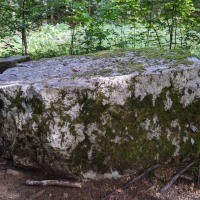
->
(101, 164, 161, 200)
(25, 179, 81, 188)
(180, 174, 193, 181)
(120, 164, 161, 190)
(160, 161, 195, 193)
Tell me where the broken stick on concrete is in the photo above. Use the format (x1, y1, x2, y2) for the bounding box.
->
(25, 179, 82, 188)
(160, 161, 195, 193)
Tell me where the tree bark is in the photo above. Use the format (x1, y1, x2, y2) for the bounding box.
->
(22, 0, 28, 55)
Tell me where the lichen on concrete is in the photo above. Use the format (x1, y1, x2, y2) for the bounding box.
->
(0, 49, 200, 178)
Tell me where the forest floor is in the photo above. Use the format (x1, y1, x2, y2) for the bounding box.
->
(1, 155, 200, 200)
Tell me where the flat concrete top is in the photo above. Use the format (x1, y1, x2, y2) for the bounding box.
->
(0, 50, 199, 89)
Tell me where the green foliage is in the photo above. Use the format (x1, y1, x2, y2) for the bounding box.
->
(0, 0, 200, 58)
(28, 24, 69, 59)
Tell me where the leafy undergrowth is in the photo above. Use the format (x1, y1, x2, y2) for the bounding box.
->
(0, 23, 200, 60)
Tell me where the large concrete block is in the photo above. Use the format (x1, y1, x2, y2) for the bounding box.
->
(0, 49, 200, 178)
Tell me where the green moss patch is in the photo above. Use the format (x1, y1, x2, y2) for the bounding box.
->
(0, 99, 4, 110)
(27, 96, 45, 115)
(68, 74, 200, 174)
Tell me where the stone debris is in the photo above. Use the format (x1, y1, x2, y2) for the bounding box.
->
(6, 169, 23, 177)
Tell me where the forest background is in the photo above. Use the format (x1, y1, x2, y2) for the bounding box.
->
(0, 0, 200, 59)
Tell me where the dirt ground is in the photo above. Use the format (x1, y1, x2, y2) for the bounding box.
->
(1, 154, 200, 200)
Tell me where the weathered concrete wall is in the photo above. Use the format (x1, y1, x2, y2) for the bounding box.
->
(0, 50, 200, 178)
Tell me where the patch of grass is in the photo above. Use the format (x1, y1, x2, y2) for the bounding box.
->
(86, 49, 126, 59)
(172, 60, 194, 67)
(132, 48, 195, 61)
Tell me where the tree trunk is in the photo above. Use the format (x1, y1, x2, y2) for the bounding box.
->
(22, 27, 28, 55)
(22, 0, 28, 55)
(169, 27, 173, 50)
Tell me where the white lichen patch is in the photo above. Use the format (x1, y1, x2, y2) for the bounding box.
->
(134, 73, 171, 105)
(143, 118, 151, 131)
(153, 115, 158, 124)
(39, 88, 60, 107)
(172, 136, 180, 157)
(98, 75, 132, 105)
(166, 128, 172, 140)
(171, 119, 181, 131)
(14, 112, 32, 130)
(190, 124, 199, 133)
(82, 171, 97, 179)
(48, 121, 85, 154)
(144, 115, 162, 140)
(154, 153, 159, 161)
(164, 91, 173, 111)
(103, 171, 121, 179)
(191, 138, 195, 145)
(32, 122, 38, 131)
(170, 121, 181, 157)
(74, 124, 85, 139)
(86, 123, 102, 143)
(183, 136, 188, 143)
(82, 170, 121, 180)
(172, 68, 200, 107)
(147, 125, 162, 140)
(111, 136, 123, 144)
(66, 103, 82, 120)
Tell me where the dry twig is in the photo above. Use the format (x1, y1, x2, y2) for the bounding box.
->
(25, 179, 82, 188)
(180, 174, 193, 181)
(120, 164, 161, 190)
(160, 161, 195, 193)
(101, 164, 161, 200)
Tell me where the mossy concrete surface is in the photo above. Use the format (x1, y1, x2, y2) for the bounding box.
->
(0, 49, 200, 178)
